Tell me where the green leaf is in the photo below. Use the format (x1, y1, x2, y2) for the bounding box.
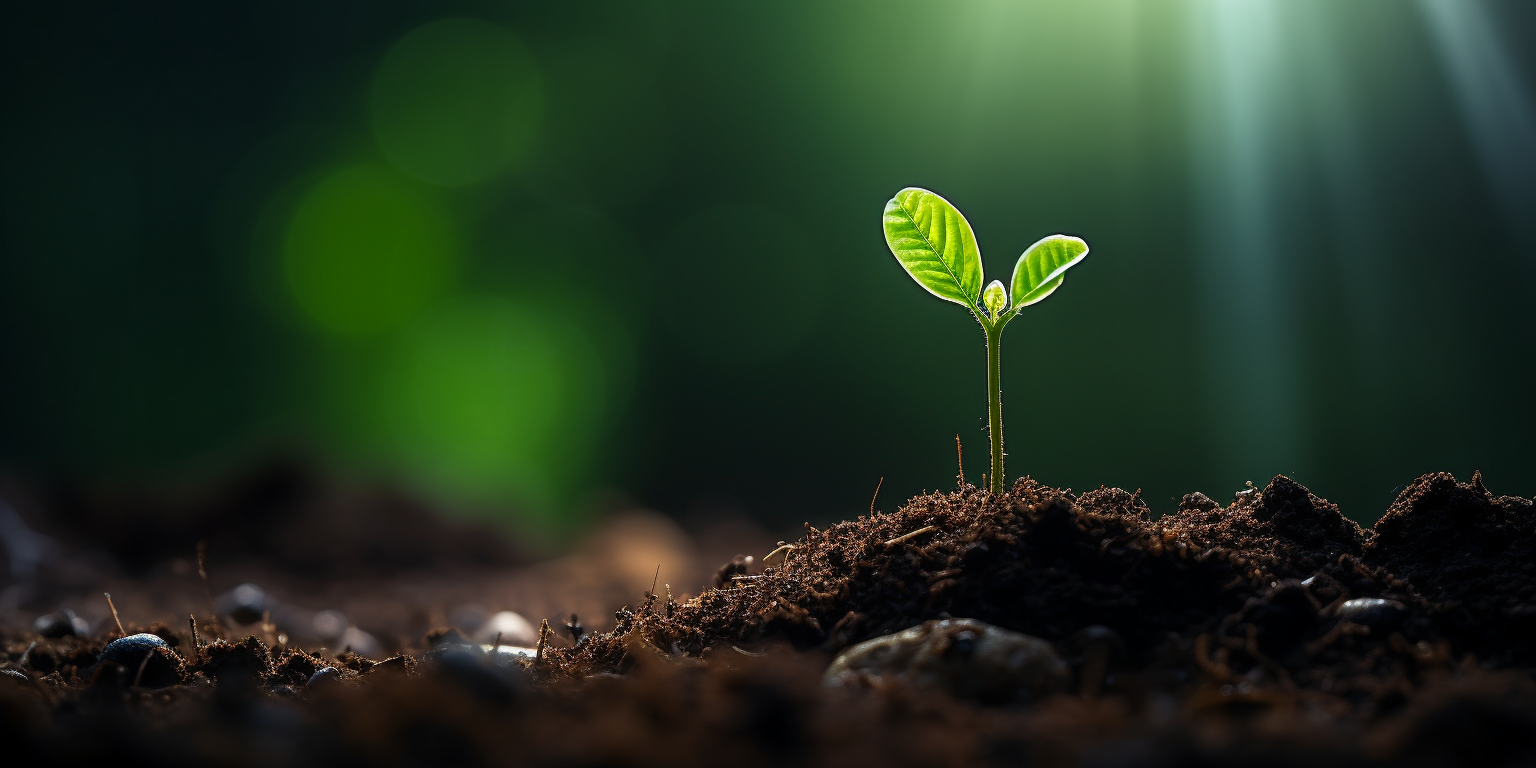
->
(1011, 234, 1088, 308)
(883, 188, 984, 310)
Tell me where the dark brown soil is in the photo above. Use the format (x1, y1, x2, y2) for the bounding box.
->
(3, 470, 1535, 767)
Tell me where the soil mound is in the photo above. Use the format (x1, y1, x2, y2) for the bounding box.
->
(3, 471, 1535, 766)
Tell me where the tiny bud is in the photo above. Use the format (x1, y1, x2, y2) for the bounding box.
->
(982, 280, 1007, 318)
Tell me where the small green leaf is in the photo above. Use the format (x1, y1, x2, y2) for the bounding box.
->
(1011, 234, 1088, 308)
(883, 188, 984, 310)
(982, 280, 1007, 319)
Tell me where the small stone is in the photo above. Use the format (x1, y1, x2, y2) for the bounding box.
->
(428, 647, 526, 706)
(96, 634, 184, 688)
(474, 611, 537, 647)
(33, 609, 90, 638)
(217, 583, 269, 626)
(307, 666, 341, 691)
(337, 626, 381, 657)
(1336, 598, 1407, 631)
(100, 633, 168, 667)
(825, 618, 1070, 705)
(311, 610, 348, 642)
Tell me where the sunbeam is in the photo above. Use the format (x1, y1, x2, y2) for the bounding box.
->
(1187, 0, 1302, 483)
(1418, 0, 1536, 270)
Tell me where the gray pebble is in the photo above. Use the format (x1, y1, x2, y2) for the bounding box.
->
(33, 609, 90, 638)
(825, 618, 1069, 705)
(100, 633, 168, 668)
(307, 666, 341, 691)
(218, 583, 269, 625)
(1336, 597, 1407, 631)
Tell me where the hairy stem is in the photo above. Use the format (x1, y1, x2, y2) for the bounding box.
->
(983, 320, 1005, 494)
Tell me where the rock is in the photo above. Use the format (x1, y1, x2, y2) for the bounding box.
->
(427, 646, 526, 706)
(311, 609, 348, 642)
(96, 633, 184, 688)
(307, 666, 341, 691)
(337, 626, 381, 657)
(33, 609, 89, 638)
(1336, 597, 1407, 632)
(217, 583, 269, 625)
(474, 611, 536, 647)
(824, 618, 1070, 705)
(100, 633, 167, 667)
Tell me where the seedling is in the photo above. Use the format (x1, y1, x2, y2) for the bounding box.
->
(882, 187, 1089, 495)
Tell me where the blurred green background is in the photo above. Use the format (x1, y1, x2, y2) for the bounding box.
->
(2, 0, 1533, 540)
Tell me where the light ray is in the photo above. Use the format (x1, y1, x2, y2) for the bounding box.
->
(1187, 0, 1302, 482)
(1418, 0, 1536, 268)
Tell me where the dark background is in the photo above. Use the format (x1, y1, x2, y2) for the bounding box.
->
(2, 0, 1533, 545)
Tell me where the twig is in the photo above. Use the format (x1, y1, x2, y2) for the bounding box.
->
(188, 614, 202, 664)
(955, 435, 965, 487)
(196, 541, 225, 636)
(535, 619, 551, 666)
(104, 593, 126, 637)
(884, 525, 938, 546)
(132, 651, 152, 689)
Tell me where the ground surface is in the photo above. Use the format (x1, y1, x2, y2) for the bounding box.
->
(2, 467, 1534, 767)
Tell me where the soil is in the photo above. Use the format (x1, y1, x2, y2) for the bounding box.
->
(2, 467, 1535, 767)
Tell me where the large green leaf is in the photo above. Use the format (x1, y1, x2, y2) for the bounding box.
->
(1011, 234, 1088, 308)
(882, 188, 984, 309)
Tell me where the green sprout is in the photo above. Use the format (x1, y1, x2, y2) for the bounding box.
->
(882, 187, 1089, 495)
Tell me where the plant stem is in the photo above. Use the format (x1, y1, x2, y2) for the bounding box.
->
(983, 319, 1005, 495)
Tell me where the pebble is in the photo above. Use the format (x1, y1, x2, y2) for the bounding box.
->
(99, 633, 168, 668)
(338, 626, 381, 657)
(311, 609, 348, 642)
(1336, 597, 1407, 631)
(218, 583, 269, 625)
(474, 611, 537, 647)
(485, 645, 538, 663)
(824, 618, 1070, 705)
(428, 647, 526, 706)
(96, 633, 183, 688)
(33, 609, 90, 638)
(307, 666, 341, 691)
